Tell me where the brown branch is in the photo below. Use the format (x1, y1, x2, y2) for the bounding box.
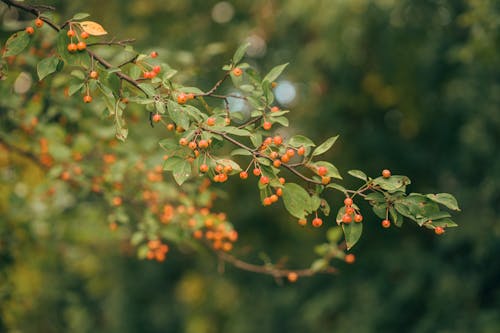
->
(0, 135, 47, 169)
(87, 38, 136, 47)
(1, 0, 60, 31)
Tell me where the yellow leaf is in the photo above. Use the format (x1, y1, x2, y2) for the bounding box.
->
(79, 21, 107, 36)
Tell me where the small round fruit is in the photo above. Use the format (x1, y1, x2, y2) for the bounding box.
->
(280, 154, 290, 163)
(382, 169, 391, 178)
(150, 51, 158, 58)
(298, 218, 307, 226)
(279, 177, 285, 184)
(345, 206, 355, 215)
(312, 217, 323, 227)
(263, 197, 272, 206)
(263, 121, 272, 130)
(198, 139, 209, 149)
(83, 95, 92, 103)
(321, 176, 331, 185)
(179, 138, 188, 146)
(273, 136, 283, 145)
(26, 26, 35, 35)
(206, 117, 216, 126)
(239, 171, 248, 179)
(287, 272, 298, 283)
(345, 254, 356, 264)
(297, 146, 305, 156)
(381, 219, 391, 228)
(35, 18, 44, 28)
(77, 41, 86, 51)
(152, 114, 161, 123)
(273, 159, 282, 168)
(270, 106, 280, 113)
(67, 43, 77, 52)
(232, 67, 243, 76)
(253, 168, 261, 176)
(344, 197, 353, 206)
(434, 226, 445, 235)
(199, 164, 209, 173)
(260, 176, 269, 185)
(286, 149, 295, 157)
(342, 214, 352, 224)
(317, 166, 328, 176)
(67, 29, 75, 37)
(89, 70, 98, 79)
(152, 65, 161, 74)
(354, 214, 363, 223)
(80, 31, 89, 39)
(188, 141, 197, 150)
(276, 188, 283, 196)
(270, 194, 278, 203)
(177, 93, 187, 104)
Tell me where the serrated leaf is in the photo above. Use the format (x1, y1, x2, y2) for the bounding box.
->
(79, 21, 108, 36)
(312, 135, 339, 156)
(3, 31, 30, 57)
(426, 193, 460, 211)
(172, 160, 191, 185)
(348, 170, 367, 181)
(263, 63, 288, 83)
(342, 221, 363, 250)
(282, 183, 311, 219)
(233, 43, 250, 64)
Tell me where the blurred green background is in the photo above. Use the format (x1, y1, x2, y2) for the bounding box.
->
(1, 0, 499, 332)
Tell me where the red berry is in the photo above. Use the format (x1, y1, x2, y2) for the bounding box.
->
(35, 18, 44, 28)
(232, 67, 243, 76)
(199, 164, 209, 173)
(188, 141, 197, 150)
(83, 95, 92, 103)
(342, 214, 352, 224)
(354, 214, 363, 223)
(25, 26, 35, 35)
(273, 159, 282, 168)
(263, 197, 272, 206)
(260, 176, 269, 185)
(263, 121, 272, 130)
(317, 166, 328, 176)
(80, 31, 89, 39)
(344, 197, 353, 206)
(321, 176, 331, 185)
(345, 254, 356, 264)
(434, 226, 445, 235)
(382, 219, 391, 228)
(297, 147, 305, 155)
(312, 217, 323, 227)
(152, 114, 161, 123)
(298, 218, 307, 226)
(150, 51, 158, 58)
(382, 169, 391, 178)
(253, 168, 261, 176)
(67, 29, 75, 37)
(273, 136, 283, 146)
(239, 171, 248, 179)
(198, 140, 209, 149)
(270, 106, 280, 113)
(287, 272, 298, 283)
(270, 194, 278, 203)
(153, 65, 161, 74)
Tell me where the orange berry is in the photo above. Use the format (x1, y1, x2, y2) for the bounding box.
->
(382, 219, 391, 228)
(199, 164, 209, 173)
(270, 106, 280, 113)
(270, 194, 278, 203)
(382, 169, 391, 178)
(434, 226, 445, 235)
(273, 136, 283, 146)
(260, 176, 270, 185)
(312, 217, 323, 227)
(167, 123, 175, 131)
(286, 149, 295, 157)
(224, 117, 231, 125)
(264, 137, 273, 145)
(222, 242, 233, 252)
(218, 173, 228, 182)
(354, 214, 363, 223)
(83, 95, 92, 103)
(317, 166, 328, 176)
(263, 121, 272, 130)
(80, 31, 89, 39)
(321, 176, 331, 185)
(223, 165, 233, 173)
(263, 197, 272, 206)
(193, 230, 203, 239)
(342, 214, 352, 224)
(344, 197, 353, 206)
(345, 206, 355, 215)
(188, 141, 197, 150)
(206, 117, 216, 126)
(179, 138, 188, 146)
(239, 171, 248, 179)
(345, 253, 356, 264)
(232, 67, 243, 76)
(152, 114, 161, 122)
(253, 168, 261, 176)
(280, 154, 290, 163)
(215, 164, 224, 173)
(279, 177, 285, 184)
(35, 18, 44, 28)
(297, 146, 305, 155)
(187, 93, 195, 100)
(198, 139, 209, 149)
(276, 188, 283, 196)
(269, 151, 279, 159)
(298, 218, 307, 226)
(77, 41, 86, 51)
(112, 196, 122, 206)
(89, 70, 98, 79)
(152, 65, 161, 74)
(67, 29, 75, 37)
(287, 272, 298, 283)
(150, 51, 158, 58)
(273, 159, 282, 168)
(67, 43, 77, 52)
(177, 93, 187, 104)
(25, 26, 35, 35)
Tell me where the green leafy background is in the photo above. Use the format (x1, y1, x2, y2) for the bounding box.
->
(1, 0, 499, 332)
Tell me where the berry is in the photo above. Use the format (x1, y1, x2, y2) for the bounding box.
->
(342, 214, 352, 224)
(253, 168, 261, 176)
(276, 188, 283, 196)
(67, 29, 75, 37)
(273, 159, 282, 168)
(83, 95, 92, 103)
(280, 154, 290, 163)
(434, 226, 445, 235)
(166, 123, 175, 131)
(273, 136, 283, 146)
(199, 164, 209, 173)
(35, 18, 44, 28)
(286, 149, 295, 157)
(317, 166, 328, 176)
(279, 177, 285, 184)
(177, 93, 187, 104)
(263, 197, 272, 206)
(223, 165, 233, 173)
(287, 272, 298, 283)
(25, 26, 35, 35)
(150, 51, 158, 58)
(198, 139, 209, 149)
(67, 43, 77, 52)
(382, 219, 391, 228)
(321, 176, 331, 185)
(232, 67, 243, 76)
(298, 218, 307, 226)
(152, 65, 161, 74)
(152, 114, 161, 123)
(345, 254, 356, 264)
(312, 217, 323, 227)
(354, 214, 363, 223)
(382, 169, 391, 178)
(187, 93, 195, 100)
(215, 165, 224, 173)
(344, 197, 353, 206)
(179, 138, 188, 146)
(345, 206, 355, 215)
(206, 117, 216, 126)
(188, 141, 197, 150)
(224, 117, 231, 125)
(263, 121, 272, 130)
(270, 194, 278, 203)
(89, 70, 98, 79)
(270, 106, 280, 113)
(260, 176, 269, 185)
(269, 151, 279, 159)
(80, 31, 89, 39)
(239, 171, 248, 179)
(297, 146, 305, 155)
(77, 41, 86, 51)
(112, 196, 122, 206)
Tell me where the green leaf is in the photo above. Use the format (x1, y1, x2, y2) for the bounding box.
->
(313, 161, 342, 179)
(3, 31, 30, 57)
(231, 148, 252, 156)
(389, 206, 404, 227)
(372, 204, 387, 219)
(288, 135, 316, 148)
(263, 63, 288, 83)
(430, 218, 458, 228)
(327, 183, 347, 194)
(310, 195, 322, 212)
(68, 83, 84, 96)
(138, 83, 156, 96)
(159, 138, 178, 154)
(215, 158, 241, 173)
(348, 170, 367, 181)
(272, 116, 289, 127)
(71, 13, 90, 20)
(327, 227, 343, 243)
(373, 175, 411, 192)
(167, 100, 190, 129)
(37, 56, 62, 81)
(364, 192, 385, 204)
(312, 135, 339, 156)
(179, 86, 204, 94)
(233, 43, 250, 64)
(426, 193, 461, 211)
(172, 160, 191, 185)
(107, 72, 121, 96)
(163, 156, 184, 171)
(342, 221, 363, 250)
(310, 258, 329, 272)
(222, 126, 251, 136)
(282, 183, 311, 219)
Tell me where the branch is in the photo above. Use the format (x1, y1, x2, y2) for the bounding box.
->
(87, 38, 136, 47)
(1, 0, 60, 31)
(0, 135, 47, 169)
